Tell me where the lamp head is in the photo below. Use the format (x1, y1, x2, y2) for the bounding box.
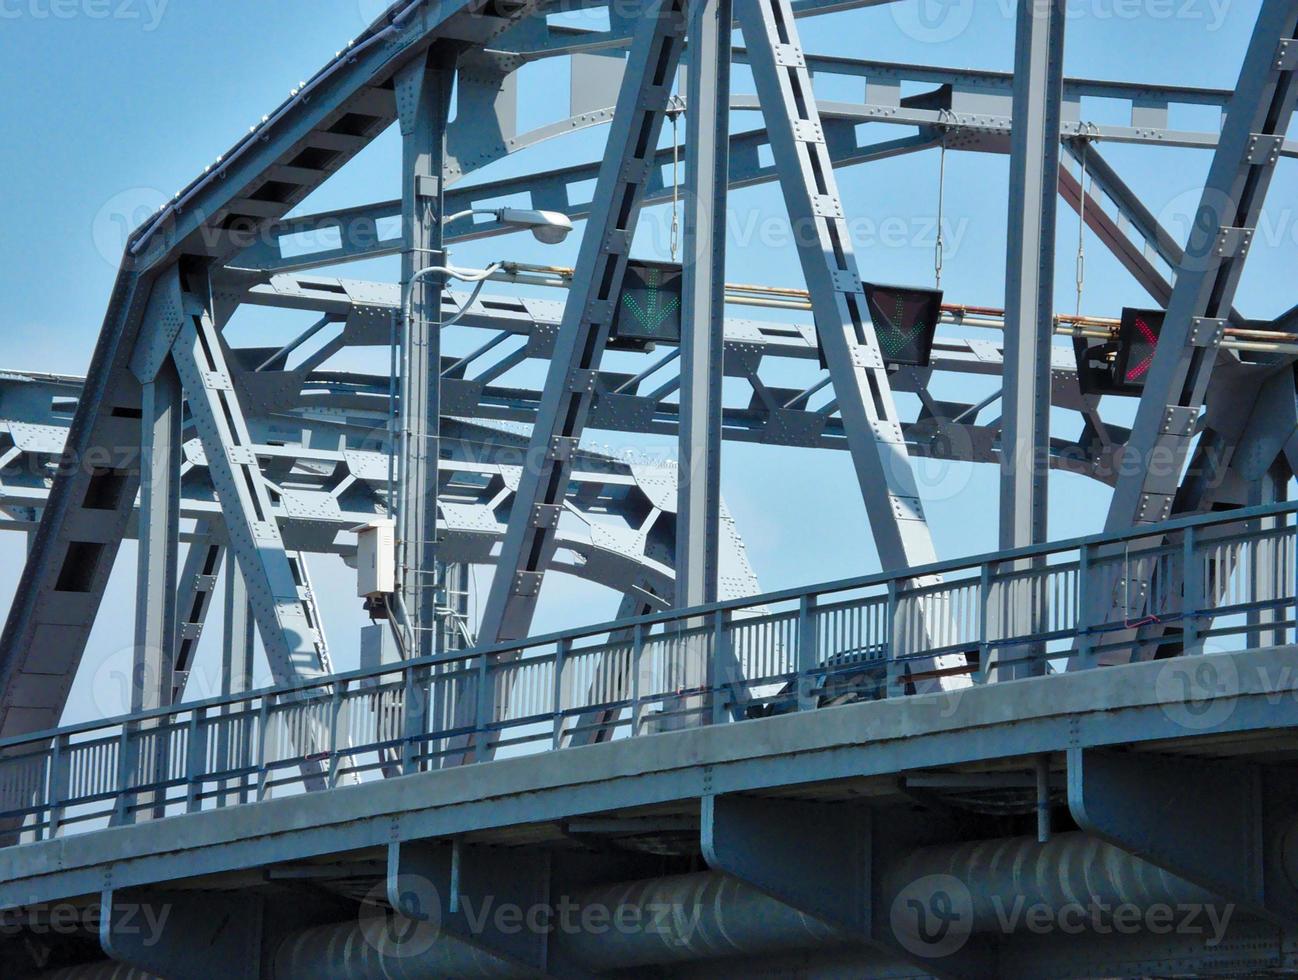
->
(497, 207, 573, 245)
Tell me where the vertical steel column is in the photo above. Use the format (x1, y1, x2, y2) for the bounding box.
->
(1000, 0, 1065, 551)
(130, 358, 181, 822)
(477, 0, 688, 645)
(1106, 2, 1298, 534)
(172, 522, 224, 702)
(132, 360, 181, 712)
(218, 566, 254, 806)
(735, 0, 967, 690)
(676, 0, 731, 609)
(395, 48, 457, 659)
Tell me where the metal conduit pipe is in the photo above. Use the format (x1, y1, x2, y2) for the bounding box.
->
(551, 871, 845, 970)
(270, 918, 523, 979)
(36, 965, 159, 979)
(881, 831, 1220, 934)
(268, 832, 1231, 977)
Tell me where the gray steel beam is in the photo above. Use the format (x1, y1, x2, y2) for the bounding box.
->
(99, 888, 262, 980)
(1106, 3, 1298, 534)
(1068, 748, 1298, 923)
(172, 524, 224, 703)
(1000, 0, 1065, 552)
(676, 0, 731, 608)
(169, 279, 329, 690)
(216, 565, 255, 807)
(735, 0, 970, 692)
(477, 0, 689, 645)
(736, 0, 935, 573)
(0, 0, 540, 742)
(230, 122, 935, 274)
(131, 362, 181, 713)
(395, 49, 458, 659)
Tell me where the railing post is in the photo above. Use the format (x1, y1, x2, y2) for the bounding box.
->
(796, 595, 818, 711)
(885, 580, 902, 698)
(255, 694, 273, 802)
(631, 624, 645, 737)
(113, 721, 136, 826)
(401, 664, 430, 775)
(1076, 542, 1094, 669)
(474, 652, 494, 763)
(186, 708, 206, 813)
(711, 609, 730, 725)
(976, 562, 992, 685)
(1183, 525, 1202, 655)
(328, 682, 344, 788)
(552, 638, 569, 749)
(46, 733, 69, 840)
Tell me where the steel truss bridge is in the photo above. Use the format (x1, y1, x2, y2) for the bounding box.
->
(2, 0, 1298, 976)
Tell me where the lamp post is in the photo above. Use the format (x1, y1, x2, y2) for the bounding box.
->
(390, 209, 573, 654)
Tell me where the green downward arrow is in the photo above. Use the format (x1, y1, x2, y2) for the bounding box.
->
(874, 295, 926, 358)
(622, 269, 680, 334)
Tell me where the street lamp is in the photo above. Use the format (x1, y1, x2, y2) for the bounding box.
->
(446, 207, 574, 245)
(389, 207, 572, 654)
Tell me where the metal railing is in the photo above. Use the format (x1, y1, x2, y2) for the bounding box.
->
(2, 502, 1295, 841)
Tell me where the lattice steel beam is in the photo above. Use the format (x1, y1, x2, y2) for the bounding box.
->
(170, 276, 331, 688)
(1106, 3, 1298, 534)
(1000, 0, 1065, 551)
(477, 0, 689, 645)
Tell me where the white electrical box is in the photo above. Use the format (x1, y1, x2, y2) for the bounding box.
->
(354, 519, 395, 598)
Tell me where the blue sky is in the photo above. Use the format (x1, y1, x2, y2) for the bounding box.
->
(0, 0, 1290, 720)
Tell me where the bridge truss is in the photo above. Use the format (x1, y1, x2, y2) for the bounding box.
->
(3, 0, 1298, 976)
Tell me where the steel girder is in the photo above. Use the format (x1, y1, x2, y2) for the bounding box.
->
(170, 274, 333, 688)
(476, 0, 690, 645)
(1106, 3, 1298, 534)
(734, 0, 969, 692)
(234, 49, 1287, 275)
(396, 49, 458, 659)
(0, 0, 544, 741)
(232, 271, 1112, 477)
(1000, 0, 1065, 552)
(675, 0, 731, 609)
(0, 376, 765, 661)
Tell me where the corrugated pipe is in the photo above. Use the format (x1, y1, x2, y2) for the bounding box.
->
(881, 831, 1220, 934)
(36, 966, 159, 979)
(551, 871, 844, 970)
(271, 918, 522, 979)
(165, 832, 1244, 978)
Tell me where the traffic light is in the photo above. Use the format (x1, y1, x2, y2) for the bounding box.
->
(862, 283, 943, 368)
(609, 259, 683, 350)
(1114, 307, 1165, 389)
(1074, 307, 1165, 396)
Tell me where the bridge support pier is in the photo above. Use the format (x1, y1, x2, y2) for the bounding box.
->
(701, 794, 995, 979)
(385, 838, 564, 976)
(1068, 747, 1298, 924)
(99, 888, 263, 980)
